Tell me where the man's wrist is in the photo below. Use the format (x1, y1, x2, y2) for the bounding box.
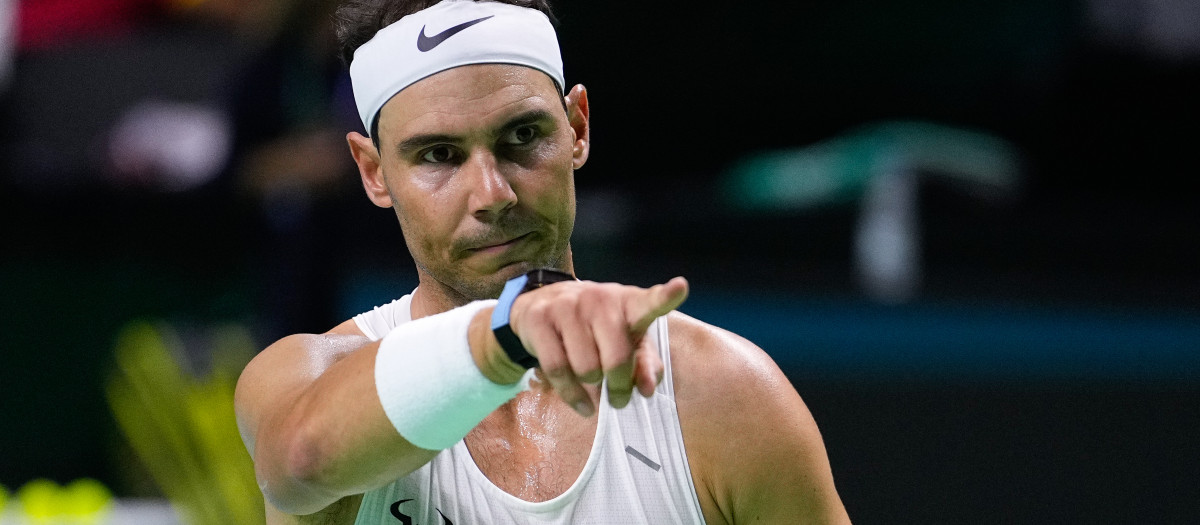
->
(469, 307, 528, 385)
(374, 300, 527, 450)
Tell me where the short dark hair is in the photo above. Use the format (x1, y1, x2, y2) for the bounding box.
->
(333, 0, 557, 68)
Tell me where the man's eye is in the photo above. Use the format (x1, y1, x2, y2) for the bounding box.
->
(421, 146, 454, 163)
(502, 126, 538, 145)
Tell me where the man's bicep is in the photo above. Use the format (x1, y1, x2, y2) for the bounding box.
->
(234, 325, 371, 456)
(738, 376, 850, 523)
(236, 335, 311, 456)
(672, 317, 849, 524)
(728, 354, 850, 524)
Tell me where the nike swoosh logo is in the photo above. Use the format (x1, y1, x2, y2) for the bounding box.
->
(417, 15, 494, 52)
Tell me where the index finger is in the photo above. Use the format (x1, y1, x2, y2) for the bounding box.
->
(626, 276, 689, 336)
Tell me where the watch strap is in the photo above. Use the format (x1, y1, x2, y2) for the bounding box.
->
(491, 273, 539, 368)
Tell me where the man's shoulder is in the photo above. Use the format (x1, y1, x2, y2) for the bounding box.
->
(665, 311, 781, 390)
(664, 310, 803, 432)
(663, 314, 851, 524)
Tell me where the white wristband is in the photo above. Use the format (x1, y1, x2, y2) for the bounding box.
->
(374, 299, 533, 450)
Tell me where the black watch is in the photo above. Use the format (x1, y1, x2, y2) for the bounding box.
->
(490, 268, 575, 368)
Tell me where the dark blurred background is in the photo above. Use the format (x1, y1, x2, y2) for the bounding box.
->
(1, 0, 1197, 523)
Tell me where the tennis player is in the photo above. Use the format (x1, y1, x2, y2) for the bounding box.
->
(235, 1, 850, 523)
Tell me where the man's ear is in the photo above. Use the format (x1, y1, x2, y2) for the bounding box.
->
(347, 131, 393, 208)
(564, 84, 590, 170)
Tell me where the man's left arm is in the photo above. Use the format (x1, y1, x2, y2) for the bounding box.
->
(671, 314, 851, 525)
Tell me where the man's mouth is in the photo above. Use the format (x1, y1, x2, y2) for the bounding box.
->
(470, 232, 532, 253)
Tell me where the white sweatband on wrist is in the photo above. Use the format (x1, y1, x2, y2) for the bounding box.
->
(374, 299, 534, 450)
(349, 0, 565, 135)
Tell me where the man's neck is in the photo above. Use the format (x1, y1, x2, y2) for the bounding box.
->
(409, 278, 473, 320)
(408, 255, 576, 320)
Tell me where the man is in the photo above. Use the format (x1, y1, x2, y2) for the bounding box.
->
(235, 1, 851, 523)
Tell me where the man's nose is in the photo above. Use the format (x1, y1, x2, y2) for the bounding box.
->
(464, 150, 517, 222)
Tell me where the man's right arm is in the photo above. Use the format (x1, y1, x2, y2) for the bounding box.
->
(234, 319, 441, 516)
(234, 278, 688, 518)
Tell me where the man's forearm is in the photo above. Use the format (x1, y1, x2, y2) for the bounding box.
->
(251, 335, 431, 514)
(247, 306, 518, 515)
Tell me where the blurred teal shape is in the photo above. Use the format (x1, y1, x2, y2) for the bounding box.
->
(724, 120, 1021, 302)
(725, 120, 1020, 211)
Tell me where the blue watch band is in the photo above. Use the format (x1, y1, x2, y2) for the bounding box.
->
(491, 273, 538, 368)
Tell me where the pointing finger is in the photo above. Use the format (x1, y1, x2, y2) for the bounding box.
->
(627, 277, 689, 336)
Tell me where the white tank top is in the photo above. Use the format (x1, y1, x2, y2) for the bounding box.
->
(351, 293, 707, 524)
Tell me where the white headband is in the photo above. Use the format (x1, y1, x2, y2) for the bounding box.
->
(349, 0, 565, 137)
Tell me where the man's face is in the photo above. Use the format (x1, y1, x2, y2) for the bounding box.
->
(373, 64, 581, 300)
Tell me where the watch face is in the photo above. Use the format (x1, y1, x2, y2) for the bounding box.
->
(522, 268, 575, 292)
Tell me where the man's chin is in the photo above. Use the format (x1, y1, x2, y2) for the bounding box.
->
(497, 260, 538, 279)
(451, 246, 567, 298)
(449, 262, 528, 300)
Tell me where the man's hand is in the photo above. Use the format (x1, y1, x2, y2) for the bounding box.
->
(508, 276, 689, 416)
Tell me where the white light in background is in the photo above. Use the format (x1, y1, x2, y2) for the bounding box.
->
(107, 101, 233, 192)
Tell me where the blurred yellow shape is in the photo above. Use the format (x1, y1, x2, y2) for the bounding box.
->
(17, 479, 59, 522)
(13, 478, 113, 524)
(61, 478, 114, 523)
(107, 321, 264, 525)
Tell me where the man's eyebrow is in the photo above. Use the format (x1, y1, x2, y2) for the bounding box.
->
(395, 133, 460, 157)
(498, 109, 557, 131)
(394, 109, 559, 157)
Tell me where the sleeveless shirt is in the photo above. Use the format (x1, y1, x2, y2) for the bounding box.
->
(351, 293, 707, 524)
